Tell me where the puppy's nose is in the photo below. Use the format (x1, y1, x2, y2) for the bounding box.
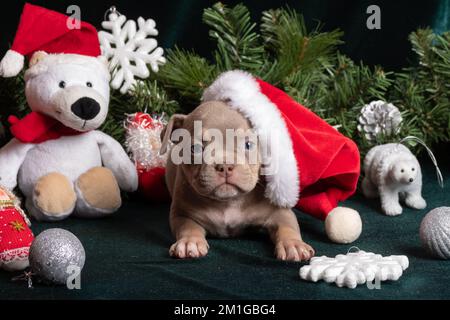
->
(215, 164, 234, 176)
(71, 97, 101, 120)
(409, 178, 414, 183)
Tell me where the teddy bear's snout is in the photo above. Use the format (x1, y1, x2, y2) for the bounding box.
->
(71, 97, 101, 120)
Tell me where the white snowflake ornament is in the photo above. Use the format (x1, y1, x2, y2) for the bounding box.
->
(299, 250, 409, 289)
(99, 7, 166, 94)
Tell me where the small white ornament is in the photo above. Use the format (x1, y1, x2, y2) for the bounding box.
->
(299, 249, 409, 289)
(99, 7, 166, 94)
(362, 137, 443, 216)
(357, 100, 402, 141)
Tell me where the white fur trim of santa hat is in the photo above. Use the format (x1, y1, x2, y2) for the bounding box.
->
(24, 53, 110, 82)
(202, 70, 300, 208)
(0, 50, 25, 78)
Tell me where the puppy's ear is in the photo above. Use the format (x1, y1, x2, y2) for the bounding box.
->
(29, 51, 48, 67)
(160, 114, 187, 154)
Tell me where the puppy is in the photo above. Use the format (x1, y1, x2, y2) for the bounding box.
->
(161, 101, 314, 261)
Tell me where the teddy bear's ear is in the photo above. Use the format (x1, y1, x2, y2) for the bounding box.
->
(29, 51, 48, 67)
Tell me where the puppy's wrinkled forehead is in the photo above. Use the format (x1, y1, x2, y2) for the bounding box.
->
(183, 101, 252, 133)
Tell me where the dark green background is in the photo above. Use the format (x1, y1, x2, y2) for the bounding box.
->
(1, 0, 449, 71)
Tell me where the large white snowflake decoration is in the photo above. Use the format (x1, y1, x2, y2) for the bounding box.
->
(299, 250, 409, 289)
(99, 7, 166, 94)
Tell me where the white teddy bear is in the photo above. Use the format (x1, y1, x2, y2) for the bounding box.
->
(0, 4, 138, 221)
(362, 143, 426, 216)
(0, 52, 138, 221)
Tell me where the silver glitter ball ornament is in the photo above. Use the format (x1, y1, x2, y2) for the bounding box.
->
(420, 207, 450, 260)
(29, 228, 85, 285)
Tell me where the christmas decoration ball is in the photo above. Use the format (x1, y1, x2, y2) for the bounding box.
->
(29, 228, 85, 285)
(420, 207, 450, 260)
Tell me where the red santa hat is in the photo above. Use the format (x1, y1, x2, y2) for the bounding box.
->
(203, 70, 362, 243)
(0, 3, 101, 77)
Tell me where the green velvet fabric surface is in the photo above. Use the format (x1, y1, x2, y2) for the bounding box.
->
(1, 0, 446, 71)
(0, 153, 449, 300)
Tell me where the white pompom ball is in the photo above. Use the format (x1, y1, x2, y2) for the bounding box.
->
(420, 207, 450, 259)
(325, 207, 362, 244)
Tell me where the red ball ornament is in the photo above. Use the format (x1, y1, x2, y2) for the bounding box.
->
(138, 167, 170, 202)
(131, 112, 164, 130)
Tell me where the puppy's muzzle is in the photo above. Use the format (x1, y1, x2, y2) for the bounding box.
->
(215, 164, 235, 177)
(71, 97, 101, 120)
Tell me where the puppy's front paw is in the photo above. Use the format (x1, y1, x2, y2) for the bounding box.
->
(169, 237, 209, 259)
(275, 239, 315, 262)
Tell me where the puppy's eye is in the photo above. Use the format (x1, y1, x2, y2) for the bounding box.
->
(59, 81, 66, 88)
(401, 169, 405, 173)
(245, 141, 255, 150)
(191, 144, 203, 154)
(86, 82, 93, 88)
(412, 168, 415, 171)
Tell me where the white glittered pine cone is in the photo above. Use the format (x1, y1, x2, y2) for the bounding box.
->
(357, 100, 402, 141)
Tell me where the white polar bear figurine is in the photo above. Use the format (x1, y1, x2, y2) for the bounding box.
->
(362, 143, 426, 216)
(0, 51, 138, 221)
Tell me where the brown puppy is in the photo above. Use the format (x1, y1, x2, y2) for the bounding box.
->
(161, 101, 314, 261)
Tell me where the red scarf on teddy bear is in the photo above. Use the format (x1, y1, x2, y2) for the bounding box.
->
(8, 112, 84, 144)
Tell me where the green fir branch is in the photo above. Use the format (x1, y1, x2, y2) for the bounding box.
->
(156, 47, 217, 107)
(203, 2, 264, 73)
(260, 8, 343, 84)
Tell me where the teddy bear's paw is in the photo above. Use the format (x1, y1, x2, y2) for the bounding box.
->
(32, 172, 76, 221)
(74, 167, 121, 217)
(169, 237, 209, 259)
(405, 195, 427, 210)
(382, 203, 403, 216)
